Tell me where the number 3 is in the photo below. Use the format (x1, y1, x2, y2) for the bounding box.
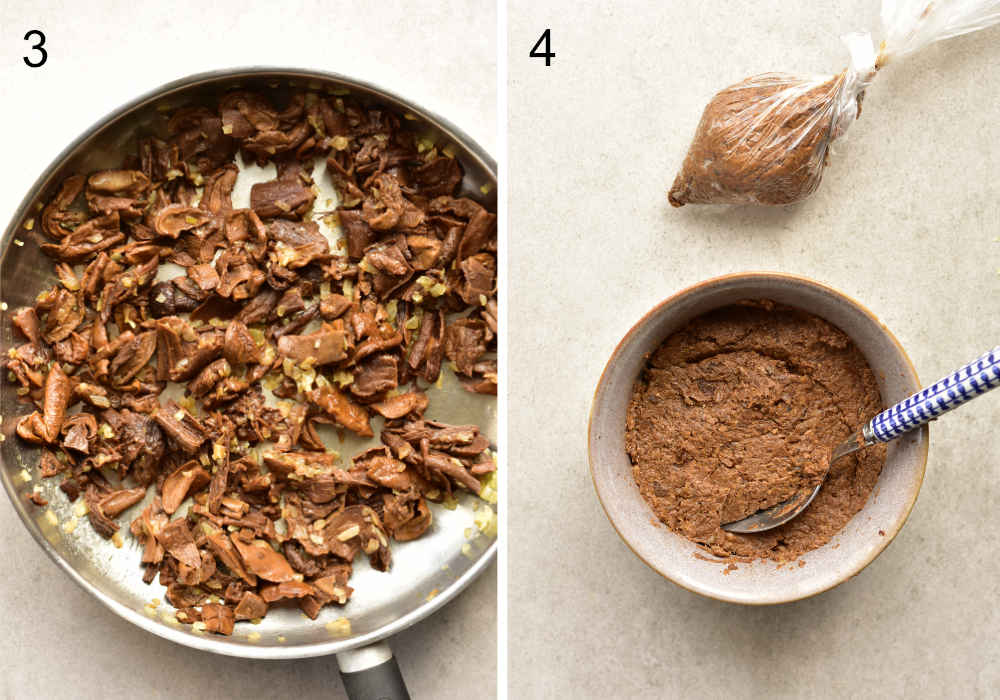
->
(24, 29, 47, 68)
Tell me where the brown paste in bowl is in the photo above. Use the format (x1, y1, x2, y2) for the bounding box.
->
(624, 300, 885, 561)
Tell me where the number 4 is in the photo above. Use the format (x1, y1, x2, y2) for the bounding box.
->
(530, 29, 554, 66)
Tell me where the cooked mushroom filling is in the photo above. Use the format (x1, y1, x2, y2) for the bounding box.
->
(5, 88, 497, 633)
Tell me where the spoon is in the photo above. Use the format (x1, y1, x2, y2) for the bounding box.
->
(722, 346, 1000, 534)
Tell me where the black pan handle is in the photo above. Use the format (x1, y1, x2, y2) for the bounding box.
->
(337, 641, 411, 700)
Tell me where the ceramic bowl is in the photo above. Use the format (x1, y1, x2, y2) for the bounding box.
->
(588, 272, 928, 604)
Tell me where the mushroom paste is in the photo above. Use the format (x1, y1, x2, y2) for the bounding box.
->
(625, 300, 885, 561)
(667, 73, 849, 207)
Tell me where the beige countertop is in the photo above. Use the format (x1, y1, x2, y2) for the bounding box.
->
(509, 1, 1000, 697)
(0, 1, 496, 698)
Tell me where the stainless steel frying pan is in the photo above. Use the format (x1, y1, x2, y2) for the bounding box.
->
(0, 68, 497, 699)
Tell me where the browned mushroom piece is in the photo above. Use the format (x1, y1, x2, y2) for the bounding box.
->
(413, 156, 464, 198)
(391, 497, 433, 542)
(370, 391, 429, 419)
(109, 330, 157, 385)
(41, 363, 72, 443)
(98, 487, 147, 518)
(200, 164, 238, 214)
(318, 293, 352, 320)
(161, 461, 211, 514)
(117, 411, 166, 487)
(83, 486, 121, 539)
(11, 307, 41, 343)
(233, 591, 268, 621)
(268, 220, 329, 268)
(188, 358, 231, 397)
(153, 204, 214, 238)
(39, 450, 65, 478)
(40, 213, 125, 264)
(309, 384, 373, 437)
(222, 320, 261, 365)
(53, 331, 90, 365)
(356, 447, 425, 492)
(157, 519, 202, 569)
(456, 254, 496, 306)
(201, 603, 235, 635)
(41, 175, 86, 239)
(250, 172, 316, 219)
(277, 324, 347, 366)
(40, 288, 85, 344)
(260, 580, 316, 603)
(14, 412, 49, 445)
(456, 208, 496, 262)
(153, 402, 208, 453)
(205, 530, 257, 585)
(188, 263, 220, 292)
(424, 449, 483, 493)
(230, 537, 297, 583)
(130, 498, 168, 564)
(337, 209, 374, 259)
(459, 359, 498, 396)
(443, 318, 490, 376)
(87, 169, 150, 197)
(349, 354, 398, 399)
(312, 573, 354, 605)
(313, 505, 391, 570)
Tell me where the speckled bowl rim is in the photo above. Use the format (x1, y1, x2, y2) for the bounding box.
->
(588, 272, 929, 605)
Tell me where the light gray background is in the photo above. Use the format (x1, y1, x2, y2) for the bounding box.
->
(510, 1, 1000, 698)
(0, 2, 496, 699)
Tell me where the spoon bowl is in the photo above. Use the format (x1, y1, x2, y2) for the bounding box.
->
(724, 345, 1000, 534)
(722, 428, 868, 533)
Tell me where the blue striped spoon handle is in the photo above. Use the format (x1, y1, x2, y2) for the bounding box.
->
(863, 346, 1000, 444)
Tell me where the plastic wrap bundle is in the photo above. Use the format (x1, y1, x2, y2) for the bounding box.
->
(668, 0, 1000, 207)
